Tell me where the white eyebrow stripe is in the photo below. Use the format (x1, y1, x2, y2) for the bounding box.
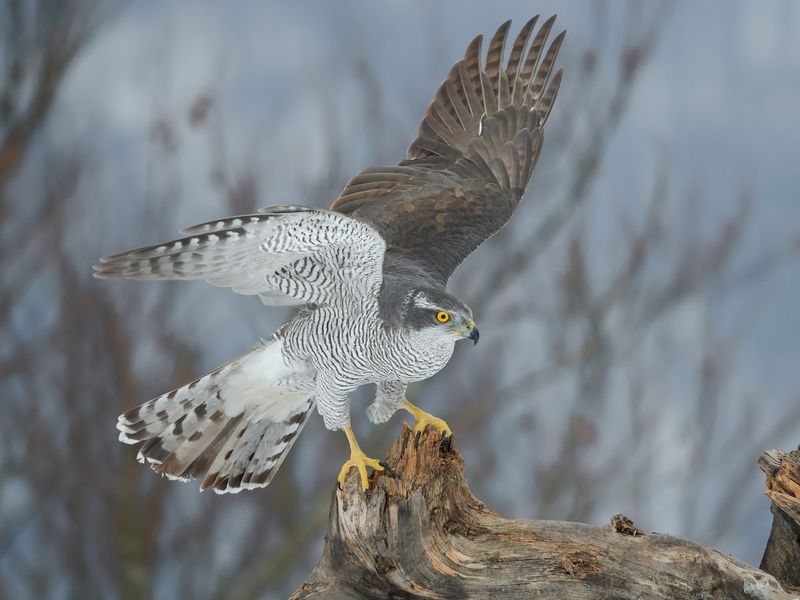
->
(412, 295, 441, 311)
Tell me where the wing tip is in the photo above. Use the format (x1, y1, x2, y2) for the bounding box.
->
(92, 260, 132, 279)
(92, 263, 113, 278)
(542, 14, 558, 29)
(464, 34, 483, 61)
(522, 14, 540, 31)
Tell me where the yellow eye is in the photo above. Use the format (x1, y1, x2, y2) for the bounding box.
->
(436, 311, 451, 323)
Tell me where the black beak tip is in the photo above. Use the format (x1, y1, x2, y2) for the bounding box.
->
(469, 327, 480, 346)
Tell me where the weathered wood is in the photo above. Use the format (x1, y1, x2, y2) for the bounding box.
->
(292, 425, 799, 599)
(759, 448, 800, 591)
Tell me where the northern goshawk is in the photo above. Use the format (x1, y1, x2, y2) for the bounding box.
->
(95, 16, 564, 493)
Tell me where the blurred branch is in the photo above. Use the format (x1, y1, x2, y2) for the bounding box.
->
(0, 0, 101, 186)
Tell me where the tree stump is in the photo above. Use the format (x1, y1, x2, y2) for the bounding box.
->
(292, 425, 800, 599)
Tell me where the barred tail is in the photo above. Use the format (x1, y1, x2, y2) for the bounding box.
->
(117, 340, 315, 494)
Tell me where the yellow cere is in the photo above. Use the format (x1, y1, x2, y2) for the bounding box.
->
(436, 311, 451, 323)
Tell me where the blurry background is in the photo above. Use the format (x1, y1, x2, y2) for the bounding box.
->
(1, 0, 799, 598)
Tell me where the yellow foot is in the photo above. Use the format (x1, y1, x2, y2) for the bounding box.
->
(402, 400, 452, 445)
(337, 453, 384, 491)
(337, 426, 388, 491)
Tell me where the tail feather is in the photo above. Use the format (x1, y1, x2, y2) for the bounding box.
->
(181, 416, 245, 479)
(117, 340, 315, 493)
(154, 408, 236, 481)
(241, 403, 314, 489)
(199, 398, 314, 493)
(117, 360, 239, 442)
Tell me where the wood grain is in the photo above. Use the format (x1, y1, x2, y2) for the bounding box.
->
(293, 425, 799, 599)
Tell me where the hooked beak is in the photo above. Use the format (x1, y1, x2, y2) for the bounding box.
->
(466, 320, 479, 346)
(469, 327, 480, 345)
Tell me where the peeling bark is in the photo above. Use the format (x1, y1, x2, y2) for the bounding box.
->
(292, 425, 799, 599)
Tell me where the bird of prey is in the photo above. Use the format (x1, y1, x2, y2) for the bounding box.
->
(95, 15, 564, 493)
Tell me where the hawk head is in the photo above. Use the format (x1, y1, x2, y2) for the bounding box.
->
(402, 288, 479, 345)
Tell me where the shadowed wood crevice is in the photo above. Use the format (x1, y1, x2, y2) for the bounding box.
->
(291, 425, 800, 599)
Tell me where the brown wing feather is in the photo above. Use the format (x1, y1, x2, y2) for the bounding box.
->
(331, 16, 565, 283)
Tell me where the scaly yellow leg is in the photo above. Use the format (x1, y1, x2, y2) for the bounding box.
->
(402, 400, 452, 443)
(337, 426, 385, 491)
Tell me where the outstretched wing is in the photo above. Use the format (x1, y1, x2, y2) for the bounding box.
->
(331, 16, 564, 283)
(94, 206, 386, 307)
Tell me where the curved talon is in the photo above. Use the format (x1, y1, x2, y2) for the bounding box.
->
(337, 454, 384, 491)
(337, 426, 384, 492)
(439, 433, 454, 453)
(403, 399, 452, 445)
(378, 460, 397, 478)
